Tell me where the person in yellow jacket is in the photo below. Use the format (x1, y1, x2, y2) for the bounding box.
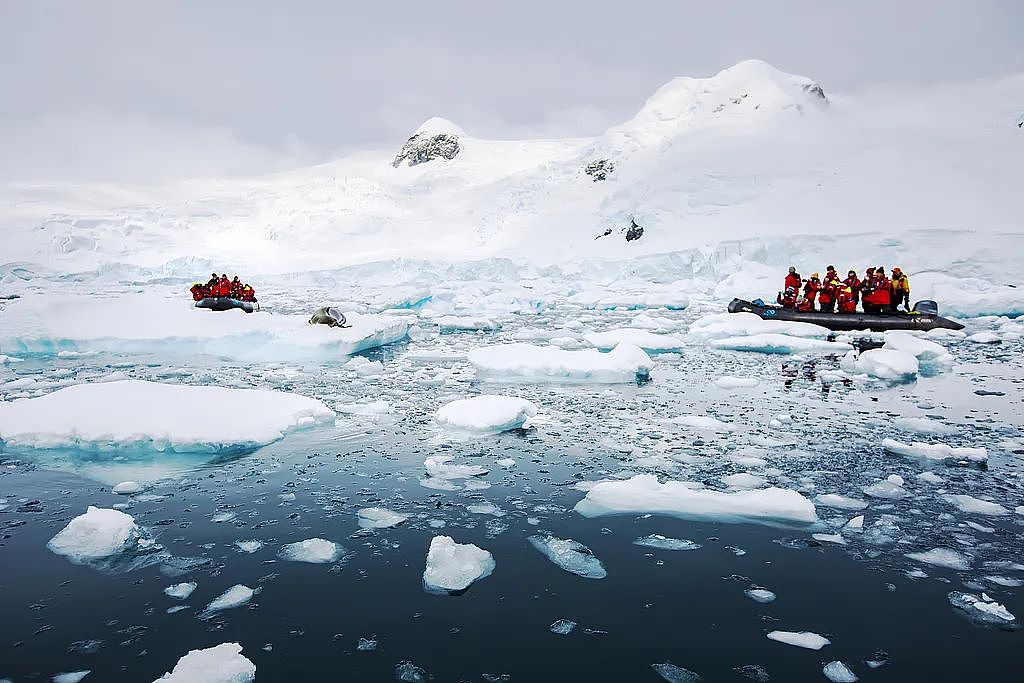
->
(890, 267, 911, 312)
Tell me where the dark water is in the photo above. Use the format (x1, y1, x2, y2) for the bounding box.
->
(2, 423, 1021, 683)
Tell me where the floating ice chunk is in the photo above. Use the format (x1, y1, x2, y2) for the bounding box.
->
(112, 481, 141, 495)
(916, 472, 944, 485)
(53, 672, 90, 683)
(357, 507, 408, 529)
(689, 312, 830, 341)
(467, 342, 653, 383)
(966, 332, 1001, 344)
(1017, 506, 1024, 516)
(549, 619, 577, 635)
(528, 534, 607, 579)
(436, 395, 537, 433)
(711, 334, 851, 355)
(234, 540, 263, 553)
(205, 585, 255, 612)
(651, 662, 701, 682)
(893, 417, 957, 436)
(0, 380, 334, 452)
(47, 506, 138, 563)
(905, 548, 971, 570)
(715, 376, 760, 389)
(497, 457, 516, 468)
(344, 356, 384, 376)
(882, 331, 953, 367)
(153, 642, 255, 682)
(943, 494, 1008, 516)
(584, 329, 685, 352)
(822, 661, 858, 682)
(815, 494, 868, 511)
(949, 592, 1017, 626)
(419, 477, 459, 491)
(164, 582, 197, 600)
(721, 473, 767, 489)
(356, 637, 377, 651)
(634, 534, 702, 551)
(575, 475, 817, 524)
(862, 475, 908, 499)
(211, 511, 236, 523)
(671, 414, 737, 433)
(394, 661, 430, 682)
(844, 515, 864, 530)
(422, 536, 495, 592)
(335, 399, 391, 416)
(745, 588, 776, 603)
(766, 630, 830, 650)
(435, 315, 501, 332)
(882, 438, 987, 464)
(840, 349, 918, 382)
(424, 455, 489, 479)
(812, 533, 847, 545)
(466, 501, 504, 516)
(278, 538, 345, 563)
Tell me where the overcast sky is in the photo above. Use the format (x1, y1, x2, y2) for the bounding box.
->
(2, 0, 1022, 181)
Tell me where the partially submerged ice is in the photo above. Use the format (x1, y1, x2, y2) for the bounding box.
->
(278, 538, 345, 563)
(467, 342, 653, 383)
(357, 507, 408, 529)
(574, 474, 817, 524)
(948, 592, 1018, 628)
(840, 348, 919, 382)
(204, 585, 256, 613)
(153, 642, 256, 683)
(710, 333, 851, 355)
(688, 312, 830, 341)
(47, 506, 138, 564)
(882, 438, 987, 464)
(435, 395, 537, 433)
(766, 630, 831, 650)
(528, 534, 607, 579)
(583, 328, 685, 352)
(0, 380, 334, 452)
(422, 536, 495, 593)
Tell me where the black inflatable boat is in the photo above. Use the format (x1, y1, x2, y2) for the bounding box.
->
(195, 297, 259, 313)
(728, 298, 964, 332)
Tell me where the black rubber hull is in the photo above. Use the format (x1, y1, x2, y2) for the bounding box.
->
(728, 299, 963, 332)
(195, 297, 258, 313)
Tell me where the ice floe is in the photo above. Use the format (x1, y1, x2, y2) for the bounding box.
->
(882, 438, 987, 464)
(905, 548, 971, 570)
(528, 534, 607, 579)
(434, 315, 501, 332)
(357, 507, 408, 529)
(715, 375, 760, 389)
(549, 619, 577, 635)
(574, 474, 817, 524)
(882, 331, 952, 368)
(840, 349, 918, 382)
(47, 506, 138, 563)
(651, 662, 701, 682)
(424, 455, 489, 479)
(583, 328, 685, 352)
(892, 417, 957, 436)
(745, 588, 776, 603)
(711, 333, 851, 355)
(814, 494, 868, 511)
(966, 331, 1001, 344)
(164, 582, 197, 600)
(0, 380, 334, 452)
(153, 642, 255, 682)
(766, 630, 830, 649)
(862, 475, 908, 499)
(671, 414, 737, 433)
(942, 494, 1008, 516)
(435, 395, 537, 433)
(688, 312, 830, 341)
(634, 534, 702, 551)
(467, 342, 653, 383)
(822, 661, 859, 682)
(278, 538, 345, 563)
(204, 585, 256, 613)
(422, 536, 495, 592)
(948, 592, 1017, 627)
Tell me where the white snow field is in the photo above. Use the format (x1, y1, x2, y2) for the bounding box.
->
(154, 642, 255, 683)
(467, 343, 653, 383)
(0, 380, 334, 452)
(47, 506, 138, 563)
(422, 536, 495, 592)
(435, 395, 537, 433)
(882, 438, 988, 464)
(574, 474, 817, 524)
(0, 293, 409, 361)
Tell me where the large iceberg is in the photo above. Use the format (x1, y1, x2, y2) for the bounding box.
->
(0, 380, 334, 452)
(422, 536, 495, 593)
(574, 474, 817, 524)
(436, 395, 537, 433)
(153, 642, 255, 683)
(468, 343, 653, 383)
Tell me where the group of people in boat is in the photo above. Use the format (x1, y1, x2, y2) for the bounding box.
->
(189, 273, 257, 302)
(777, 265, 910, 314)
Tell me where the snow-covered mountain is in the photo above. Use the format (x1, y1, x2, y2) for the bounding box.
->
(1, 60, 1022, 287)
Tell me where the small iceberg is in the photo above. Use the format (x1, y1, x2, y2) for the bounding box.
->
(583, 328, 685, 353)
(528, 534, 607, 579)
(840, 349, 918, 382)
(766, 630, 831, 650)
(467, 342, 653, 383)
(422, 536, 495, 593)
(711, 333, 851, 355)
(436, 395, 537, 433)
(153, 642, 256, 682)
(357, 507, 408, 529)
(278, 538, 345, 563)
(47, 506, 138, 564)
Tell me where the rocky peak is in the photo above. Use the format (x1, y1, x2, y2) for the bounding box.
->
(392, 117, 465, 168)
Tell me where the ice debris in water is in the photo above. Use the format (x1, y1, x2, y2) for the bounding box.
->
(47, 506, 138, 563)
(966, 332, 1001, 344)
(634, 534, 702, 551)
(153, 642, 255, 683)
(164, 582, 197, 600)
(745, 588, 777, 603)
(395, 661, 430, 682)
(211, 511, 236, 523)
(893, 416, 957, 436)
(549, 619, 577, 635)
(733, 664, 770, 682)
(671, 414, 737, 433)
(882, 438, 987, 464)
(204, 585, 256, 612)
(583, 328, 685, 352)
(905, 548, 971, 570)
(435, 395, 537, 433)
(356, 637, 377, 651)
(689, 313, 829, 340)
(467, 342, 653, 383)
(822, 661, 859, 682)
(575, 474, 817, 524)
(882, 331, 952, 367)
(278, 538, 345, 563)
(358, 507, 408, 529)
(424, 455, 489, 479)
(862, 475, 907, 499)
(234, 540, 263, 553)
(112, 481, 141, 495)
(344, 356, 384, 376)
(766, 630, 831, 649)
(52, 672, 90, 683)
(948, 591, 1018, 627)
(840, 348, 918, 382)
(528, 534, 607, 579)
(651, 662, 702, 682)
(815, 494, 868, 510)
(942, 494, 1008, 516)
(422, 536, 495, 593)
(715, 375, 759, 389)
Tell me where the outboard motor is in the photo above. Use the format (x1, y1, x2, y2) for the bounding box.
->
(913, 300, 938, 316)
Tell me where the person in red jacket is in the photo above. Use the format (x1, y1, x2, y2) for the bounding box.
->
(842, 270, 861, 306)
(818, 271, 841, 313)
(215, 274, 230, 298)
(777, 286, 798, 309)
(803, 272, 820, 309)
(837, 285, 857, 313)
(241, 284, 256, 302)
(784, 266, 801, 293)
(190, 283, 207, 301)
(796, 295, 814, 311)
(229, 276, 243, 299)
(873, 266, 892, 310)
(861, 267, 877, 313)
